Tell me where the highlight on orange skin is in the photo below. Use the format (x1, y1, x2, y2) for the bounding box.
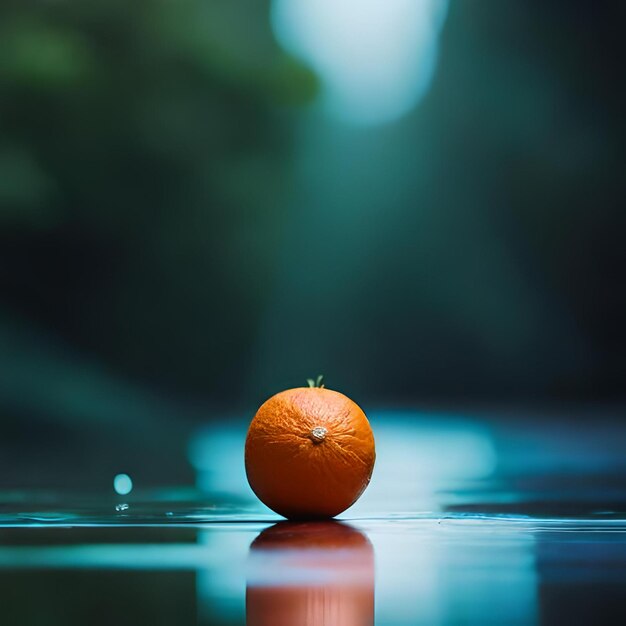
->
(245, 386, 376, 519)
(246, 521, 375, 626)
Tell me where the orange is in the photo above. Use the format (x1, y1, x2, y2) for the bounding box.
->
(247, 521, 374, 626)
(244, 378, 375, 519)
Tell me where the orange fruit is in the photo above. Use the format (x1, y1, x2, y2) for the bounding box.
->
(245, 379, 375, 519)
(247, 521, 374, 626)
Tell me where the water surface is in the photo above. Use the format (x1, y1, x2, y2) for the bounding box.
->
(1, 414, 625, 625)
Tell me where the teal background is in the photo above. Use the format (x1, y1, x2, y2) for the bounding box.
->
(0, 0, 624, 487)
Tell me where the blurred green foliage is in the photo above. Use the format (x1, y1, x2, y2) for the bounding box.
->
(0, 0, 316, 396)
(0, 0, 318, 486)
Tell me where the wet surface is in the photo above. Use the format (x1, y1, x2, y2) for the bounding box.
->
(1, 412, 625, 625)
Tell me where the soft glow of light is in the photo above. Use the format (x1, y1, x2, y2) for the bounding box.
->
(113, 473, 133, 496)
(188, 428, 249, 497)
(189, 411, 498, 516)
(271, 0, 449, 125)
(0, 544, 226, 570)
(349, 412, 498, 514)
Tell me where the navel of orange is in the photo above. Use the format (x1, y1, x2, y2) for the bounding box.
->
(245, 377, 376, 519)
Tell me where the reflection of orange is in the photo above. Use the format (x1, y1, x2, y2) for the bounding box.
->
(245, 387, 376, 519)
(247, 521, 375, 626)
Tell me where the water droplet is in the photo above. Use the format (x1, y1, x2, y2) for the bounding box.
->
(115, 503, 129, 512)
(113, 473, 133, 495)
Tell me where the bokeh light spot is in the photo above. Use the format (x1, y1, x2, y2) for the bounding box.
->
(271, 0, 449, 125)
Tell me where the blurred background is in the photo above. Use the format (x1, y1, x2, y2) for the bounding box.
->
(1, 0, 625, 490)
